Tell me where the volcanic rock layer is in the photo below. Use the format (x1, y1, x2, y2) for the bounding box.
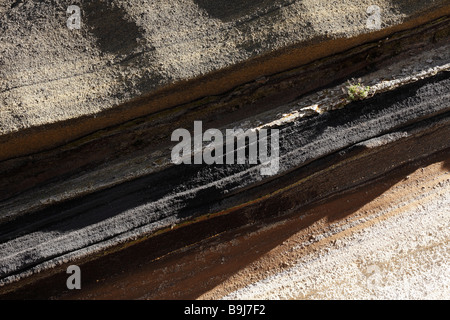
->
(0, 1, 449, 299)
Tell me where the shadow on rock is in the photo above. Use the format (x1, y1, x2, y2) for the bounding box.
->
(82, 0, 144, 56)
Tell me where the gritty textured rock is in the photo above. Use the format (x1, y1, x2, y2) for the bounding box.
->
(0, 0, 449, 160)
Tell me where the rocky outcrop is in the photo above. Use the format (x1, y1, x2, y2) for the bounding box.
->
(0, 1, 449, 299)
(1, 0, 449, 160)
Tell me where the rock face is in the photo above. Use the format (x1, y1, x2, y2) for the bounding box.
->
(1, 0, 449, 160)
(0, 1, 449, 299)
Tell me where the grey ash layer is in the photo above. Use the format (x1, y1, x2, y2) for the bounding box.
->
(1, 0, 448, 135)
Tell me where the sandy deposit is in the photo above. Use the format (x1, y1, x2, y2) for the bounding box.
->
(1, 0, 449, 160)
(200, 158, 450, 300)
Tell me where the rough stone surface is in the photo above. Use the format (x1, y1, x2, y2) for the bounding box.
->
(1, 0, 449, 159)
(0, 72, 448, 294)
(0, 0, 449, 299)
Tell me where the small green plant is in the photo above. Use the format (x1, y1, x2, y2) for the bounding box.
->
(346, 81, 371, 101)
